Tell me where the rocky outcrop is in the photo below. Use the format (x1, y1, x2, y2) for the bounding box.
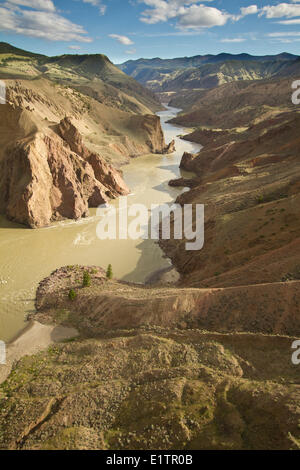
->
(4, 79, 169, 163)
(180, 151, 198, 171)
(168, 177, 199, 188)
(140, 114, 165, 153)
(57, 117, 129, 198)
(136, 114, 175, 155)
(0, 111, 129, 228)
(164, 139, 176, 154)
(0, 79, 173, 229)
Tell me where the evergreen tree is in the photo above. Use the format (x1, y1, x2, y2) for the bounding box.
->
(106, 264, 113, 280)
(68, 289, 77, 301)
(83, 271, 91, 288)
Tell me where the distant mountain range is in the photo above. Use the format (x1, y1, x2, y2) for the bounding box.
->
(118, 53, 300, 92)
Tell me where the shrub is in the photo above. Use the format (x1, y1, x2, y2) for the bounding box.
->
(257, 194, 264, 204)
(83, 271, 91, 288)
(106, 264, 113, 280)
(68, 289, 77, 301)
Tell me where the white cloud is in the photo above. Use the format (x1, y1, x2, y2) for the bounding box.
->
(241, 5, 258, 16)
(232, 4, 258, 21)
(109, 34, 134, 45)
(0, 5, 93, 42)
(268, 31, 300, 37)
(278, 18, 300, 24)
(260, 3, 300, 19)
(125, 48, 137, 54)
(138, 1, 259, 29)
(139, 0, 215, 25)
(5, 0, 55, 11)
(266, 30, 300, 43)
(221, 37, 246, 43)
(178, 5, 230, 29)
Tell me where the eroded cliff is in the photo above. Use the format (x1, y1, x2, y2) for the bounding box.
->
(0, 79, 173, 227)
(0, 108, 129, 227)
(161, 102, 300, 291)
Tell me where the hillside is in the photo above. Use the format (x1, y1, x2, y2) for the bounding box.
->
(0, 42, 45, 59)
(158, 73, 300, 292)
(1, 265, 300, 450)
(0, 44, 171, 228)
(2, 87, 300, 447)
(168, 76, 296, 126)
(118, 52, 299, 93)
(0, 43, 161, 113)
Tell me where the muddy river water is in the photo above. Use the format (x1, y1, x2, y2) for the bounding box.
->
(0, 106, 201, 342)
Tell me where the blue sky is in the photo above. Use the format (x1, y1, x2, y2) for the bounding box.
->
(0, 1, 300, 62)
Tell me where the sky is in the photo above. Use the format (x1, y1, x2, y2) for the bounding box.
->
(0, 0, 300, 62)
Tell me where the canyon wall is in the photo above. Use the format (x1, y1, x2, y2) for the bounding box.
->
(0, 80, 173, 228)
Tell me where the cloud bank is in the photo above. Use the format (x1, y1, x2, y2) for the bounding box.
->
(0, 0, 107, 42)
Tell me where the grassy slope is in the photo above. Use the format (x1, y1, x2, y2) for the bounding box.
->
(0, 43, 161, 113)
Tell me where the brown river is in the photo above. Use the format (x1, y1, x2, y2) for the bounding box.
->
(0, 106, 201, 342)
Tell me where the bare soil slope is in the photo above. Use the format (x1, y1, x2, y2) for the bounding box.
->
(1, 267, 300, 450)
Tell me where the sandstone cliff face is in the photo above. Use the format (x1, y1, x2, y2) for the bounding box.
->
(0, 110, 129, 228)
(140, 114, 165, 153)
(164, 139, 176, 154)
(0, 78, 174, 228)
(131, 114, 175, 155)
(180, 151, 197, 171)
(57, 117, 130, 198)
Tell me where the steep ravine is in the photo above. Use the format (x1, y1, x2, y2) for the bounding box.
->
(0, 106, 201, 342)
